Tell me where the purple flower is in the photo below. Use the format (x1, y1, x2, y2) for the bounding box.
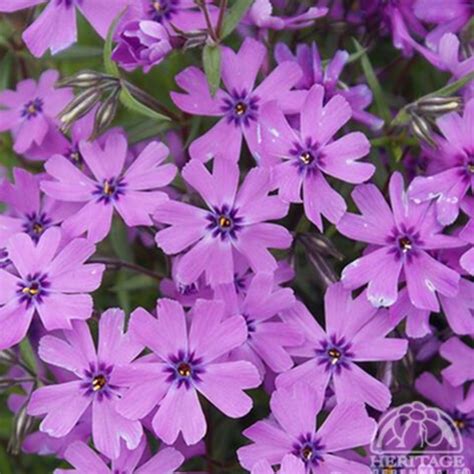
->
(237, 382, 377, 472)
(224, 272, 302, 376)
(390, 249, 474, 337)
(54, 438, 184, 473)
(415, 372, 474, 466)
(436, 33, 474, 100)
(154, 159, 292, 286)
(41, 134, 176, 243)
(130, 0, 217, 32)
(171, 37, 305, 163)
(440, 337, 474, 414)
(0, 0, 133, 57)
(114, 298, 261, 445)
(245, 0, 327, 30)
(0, 168, 78, 246)
(259, 84, 374, 230)
(0, 70, 72, 155)
(338, 172, 462, 310)
(0, 227, 104, 350)
(28, 309, 144, 459)
(408, 98, 474, 226)
(251, 455, 305, 474)
(112, 20, 172, 73)
(276, 283, 407, 411)
(274, 42, 384, 129)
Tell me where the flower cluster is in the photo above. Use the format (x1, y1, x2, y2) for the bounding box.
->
(0, 1, 472, 473)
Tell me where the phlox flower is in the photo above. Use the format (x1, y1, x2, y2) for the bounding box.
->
(112, 21, 172, 73)
(171, 37, 305, 163)
(260, 84, 374, 230)
(440, 337, 474, 414)
(238, 382, 377, 472)
(28, 309, 144, 459)
(245, 0, 327, 30)
(408, 98, 474, 226)
(338, 172, 463, 310)
(276, 283, 408, 411)
(0, 70, 72, 155)
(41, 134, 176, 243)
(129, 0, 217, 32)
(223, 272, 302, 376)
(0, 0, 133, 57)
(114, 298, 261, 445)
(154, 159, 292, 287)
(54, 438, 183, 474)
(0, 227, 104, 350)
(274, 42, 384, 129)
(415, 372, 474, 466)
(251, 455, 305, 474)
(0, 168, 78, 247)
(393, 282, 474, 339)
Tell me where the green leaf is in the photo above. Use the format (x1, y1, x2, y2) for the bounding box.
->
(103, 9, 126, 77)
(110, 218, 133, 262)
(0, 52, 12, 90)
(424, 71, 474, 98)
(120, 82, 171, 122)
(112, 274, 156, 291)
(352, 38, 390, 125)
(203, 44, 221, 95)
(391, 71, 474, 126)
(221, 0, 254, 39)
(19, 338, 37, 374)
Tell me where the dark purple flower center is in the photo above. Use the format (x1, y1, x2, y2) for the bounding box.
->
(206, 205, 243, 241)
(315, 335, 354, 374)
(243, 314, 257, 338)
(0, 248, 10, 268)
(17, 273, 50, 308)
(222, 90, 259, 127)
(451, 410, 474, 436)
(387, 225, 423, 262)
(165, 350, 204, 389)
(148, 0, 179, 22)
(81, 362, 117, 401)
(290, 139, 324, 175)
(292, 433, 325, 467)
(177, 282, 199, 296)
(67, 146, 83, 166)
(22, 212, 52, 242)
(93, 177, 126, 204)
(21, 98, 43, 119)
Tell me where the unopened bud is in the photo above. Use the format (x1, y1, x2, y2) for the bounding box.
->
(307, 252, 338, 290)
(56, 70, 118, 89)
(299, 233, 344, 261)
(0, 349, 17, 366)
(91, 88, 120, 139)
(417, 96, 462, 114)
(410, 113, 436, 148)
(8, 403, 35, 455)
(59, 88, 103, 131)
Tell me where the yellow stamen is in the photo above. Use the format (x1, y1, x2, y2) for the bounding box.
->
(177, 362, 191, 377)
(92, 375, 107, 392)
(300, 152, 313, 165)
(235, 102, 247, 116)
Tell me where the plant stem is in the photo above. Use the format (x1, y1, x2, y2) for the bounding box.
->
(90, 257, 165, 281)
(215, 0, 228, 39)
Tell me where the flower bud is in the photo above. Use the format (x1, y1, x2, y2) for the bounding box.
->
(8, 403, 34, 455)
(417, 96, 462, 114)
(112, 21, 172, 73)
(92, 88, 120, 139)
(410, 113, 436, 147)
(56, 70, 116, 89)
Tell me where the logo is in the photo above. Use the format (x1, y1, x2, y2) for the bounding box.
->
(370, 402, 470, 474)
(372, 401, 463, 455)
